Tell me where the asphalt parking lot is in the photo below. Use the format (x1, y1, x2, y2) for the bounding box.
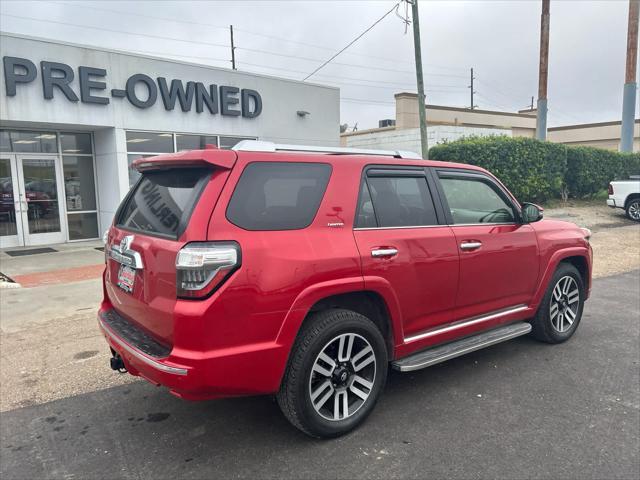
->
(1, 269, 638, 480)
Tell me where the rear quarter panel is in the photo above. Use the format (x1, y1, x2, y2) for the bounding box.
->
(200, 154, 366, 377)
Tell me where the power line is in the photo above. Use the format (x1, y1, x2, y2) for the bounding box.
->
(49, 0, 466, 72)
(1, 13, 467, 78)
(126, 49, 465, 89)
(303, 2, 402, 80)
(1, 13, 229, 49)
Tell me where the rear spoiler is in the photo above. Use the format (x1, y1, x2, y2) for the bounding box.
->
(133, 147, 237, 172)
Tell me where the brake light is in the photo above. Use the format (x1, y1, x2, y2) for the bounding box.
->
(608, 183, 614, 195)
(176, 242, 240, 299)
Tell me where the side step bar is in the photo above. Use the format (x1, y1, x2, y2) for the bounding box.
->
(391, 322, 532, 372)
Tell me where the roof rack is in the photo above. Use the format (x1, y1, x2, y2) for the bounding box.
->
(232, 140, 422, 159)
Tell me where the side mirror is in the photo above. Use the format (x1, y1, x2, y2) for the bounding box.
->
(521, 203, 544, 223)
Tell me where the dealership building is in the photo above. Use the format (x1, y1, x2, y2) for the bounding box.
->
(0, 33, 339, 248)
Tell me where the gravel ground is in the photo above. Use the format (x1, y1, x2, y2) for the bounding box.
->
(544, 201, 640, 278)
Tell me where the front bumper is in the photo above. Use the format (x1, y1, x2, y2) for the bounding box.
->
(98, 307, 287, 400)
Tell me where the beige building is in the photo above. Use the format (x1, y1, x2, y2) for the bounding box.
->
(341, 92, 640, 153)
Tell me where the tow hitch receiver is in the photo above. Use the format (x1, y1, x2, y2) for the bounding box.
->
(110, 353, 127, 373)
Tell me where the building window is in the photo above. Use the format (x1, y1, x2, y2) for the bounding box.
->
(0, 130, 58, 153)
(61, 133, 99, 240)
(125, 131, 174, 153)
(220, 136, 252, 149)
(176, 134, 219, 151)
(0, 129, 99, 242)
(126, 131, 256, 186)
(60, 132, 93, 155)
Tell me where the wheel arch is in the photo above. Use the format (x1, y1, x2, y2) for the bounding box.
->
(531, 247, 592, 309)
(560, 255, 590, 292)
(275, 278, 403, 376)
(306, 291, 395, 358)
(624, 193, 640, 209)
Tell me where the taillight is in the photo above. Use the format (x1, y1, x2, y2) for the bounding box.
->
(608, 183, 614, 195)
(176, 242, 240, 299)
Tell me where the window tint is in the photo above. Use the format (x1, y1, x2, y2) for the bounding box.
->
(117, 168, 210, 238)
(355, 180, 376, 228)
(366, 176, 437, 227)
(439, 176, 515, 224)
(226, 162, 331, 230)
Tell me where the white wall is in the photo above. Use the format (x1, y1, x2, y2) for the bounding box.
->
(0, 33, 339, 145)
(343, 125, 512, 156)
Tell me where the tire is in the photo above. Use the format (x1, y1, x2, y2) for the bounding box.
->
(530, 262, 585, 344)
(277, 309, 388, 438)
(625, 198, 640, 222)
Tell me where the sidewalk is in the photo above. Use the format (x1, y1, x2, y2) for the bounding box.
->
(0, 241, 106, 334)
(0, 240, 105, 287)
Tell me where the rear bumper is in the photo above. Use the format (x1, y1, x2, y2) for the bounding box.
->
(607, 198, 617, 208)
(98, 307, 287, 400)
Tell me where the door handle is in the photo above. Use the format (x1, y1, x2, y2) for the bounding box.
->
(371, 247, 398, 258)
(460, 241, 482, 251)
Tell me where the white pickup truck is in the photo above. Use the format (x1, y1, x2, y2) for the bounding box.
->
(607, 177, 640, 221)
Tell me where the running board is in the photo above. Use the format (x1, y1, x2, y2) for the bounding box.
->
(391, 322, 532, 372)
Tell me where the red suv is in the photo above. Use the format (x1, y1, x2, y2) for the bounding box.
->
(99, 141, 592, 438)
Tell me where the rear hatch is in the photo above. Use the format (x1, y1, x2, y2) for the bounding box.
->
(104, 149, 236, 347)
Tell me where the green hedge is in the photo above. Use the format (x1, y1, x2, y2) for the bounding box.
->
(428, 136, 640, 202)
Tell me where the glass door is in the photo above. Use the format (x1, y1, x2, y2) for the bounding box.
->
(15, 155, 67, 246)
(0, 155, 23, 248)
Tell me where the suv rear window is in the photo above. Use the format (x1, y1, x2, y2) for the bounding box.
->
(117, 168, 210, 238)
(226, 162, 331, 230)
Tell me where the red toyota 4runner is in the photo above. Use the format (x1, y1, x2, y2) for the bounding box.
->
(99, 141, 592, 438)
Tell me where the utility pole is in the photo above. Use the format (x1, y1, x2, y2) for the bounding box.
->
(469, 68, 476, 109)
(410, 0, 429, 158)
(536, 0, 550, 140)
(230, 25, 236, 70)
(621, 0, 639, 152)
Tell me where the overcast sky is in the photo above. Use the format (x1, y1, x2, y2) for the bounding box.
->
(0, 0, 637, 129)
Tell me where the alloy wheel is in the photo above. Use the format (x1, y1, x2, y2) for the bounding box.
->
(550, 275, 580, 333)
(628, 201, 640, 221)
(308, 333, 376, 421)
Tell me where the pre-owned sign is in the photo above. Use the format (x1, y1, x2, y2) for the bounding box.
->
(2, 56, 263, 118)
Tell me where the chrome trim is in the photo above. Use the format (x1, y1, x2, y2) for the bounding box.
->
(460, 241, 482, 250)
(354, 224, 446, 231)
(109, 235, 143, 270)
(99, 316, 188, 376)
(232, 140, 421, 159)
(450, 222, 517, 227)
(404, 304, 529, 343)
(353, 222, 517, 231)
(371, 248, 398, 257)
(395, 323, 532, 372)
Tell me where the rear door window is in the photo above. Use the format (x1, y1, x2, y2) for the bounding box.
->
(117, 168, 210, 238)
(362, 175, 438, 228)
(226, 162, 332, 230)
